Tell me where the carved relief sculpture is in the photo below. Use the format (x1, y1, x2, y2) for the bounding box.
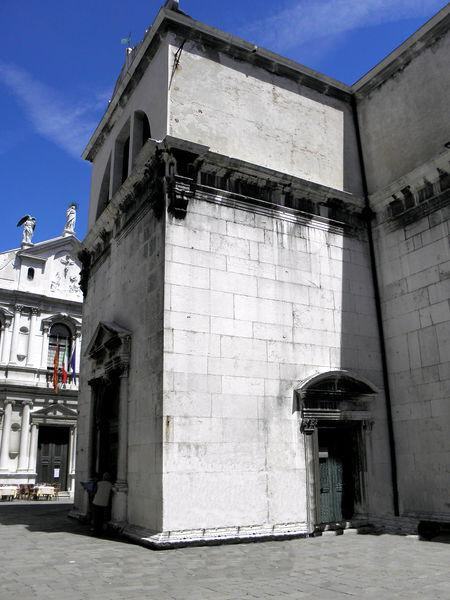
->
(51, 254, 81, 296)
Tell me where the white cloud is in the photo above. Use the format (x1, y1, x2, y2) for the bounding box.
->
(244, 0, 447, 54)
(0, 61, 108, 159)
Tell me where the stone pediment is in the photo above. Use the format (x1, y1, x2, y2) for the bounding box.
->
(86, 322, 132, 379)
(17, 236, 82, 261)
(31, 402, 78, 422)
(86, 321, 132, 358)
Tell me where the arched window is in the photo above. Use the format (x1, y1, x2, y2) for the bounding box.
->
(96, 154, 112, 220)
(131, 111, 151, 168)
(112, 120, 131, 195)
(27, 267, 35, 280)
(47, 323, 72, 371)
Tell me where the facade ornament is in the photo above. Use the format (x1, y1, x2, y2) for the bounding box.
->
(63, 203, 77, 236)
(17, 215, 36, 246)
(301, 418, 318, 435)
(50, 254, 81, 295)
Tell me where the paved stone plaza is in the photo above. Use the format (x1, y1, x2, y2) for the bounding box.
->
(0, 502, 449, 599)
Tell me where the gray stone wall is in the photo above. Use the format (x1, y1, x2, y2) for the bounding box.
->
(373, 204, 450, 517)
(356, 23, 450, 194)
(75, 208, 165, 531)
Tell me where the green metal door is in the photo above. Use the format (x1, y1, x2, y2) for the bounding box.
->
(319, 451, 344, 523)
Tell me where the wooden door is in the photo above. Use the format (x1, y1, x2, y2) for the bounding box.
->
(36, 426, 69, 490)
(92, 381, 119, 480)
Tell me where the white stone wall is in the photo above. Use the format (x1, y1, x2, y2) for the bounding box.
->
(168, 40, 363, 195)
(374, 206, 450, 516)
(162, 198, 392, 532)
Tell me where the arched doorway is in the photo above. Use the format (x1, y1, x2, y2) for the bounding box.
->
(296, 371, 377, 530)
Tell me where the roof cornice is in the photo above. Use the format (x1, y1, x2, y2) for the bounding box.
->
(82, 6, 353, 163)
(82, 4, 450, 161)
(352, 5, 450, 98)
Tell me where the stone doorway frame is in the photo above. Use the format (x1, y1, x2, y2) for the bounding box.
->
(85, 321, 132, 526)
(295, 370, 378, 533)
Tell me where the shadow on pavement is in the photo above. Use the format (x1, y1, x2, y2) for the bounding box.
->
(0, 501, 129, 543)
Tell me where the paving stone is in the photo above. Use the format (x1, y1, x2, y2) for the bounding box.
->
(0, 502, 449, 599)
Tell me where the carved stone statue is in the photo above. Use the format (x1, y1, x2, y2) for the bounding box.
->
(64, 203, 77, 235)
(16, 215, 36, 246)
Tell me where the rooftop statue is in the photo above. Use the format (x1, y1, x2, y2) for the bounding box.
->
(17, 215, 36, 246)
(64, 203, 77, 236)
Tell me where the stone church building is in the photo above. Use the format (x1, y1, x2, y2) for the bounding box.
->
(0, 209, 82, 495)
(73, 1, 450, 545)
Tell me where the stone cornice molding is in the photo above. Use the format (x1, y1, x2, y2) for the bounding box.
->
(0, 383, 78, 400)
(83, 136, 363, 258)
(353, 6, 450, 98)
(369, 149, 450, 210)
(0, 289, 82, 312)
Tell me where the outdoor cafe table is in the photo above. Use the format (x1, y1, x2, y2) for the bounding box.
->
(34, 485, 55, 499)
(0, 486, 17, 500)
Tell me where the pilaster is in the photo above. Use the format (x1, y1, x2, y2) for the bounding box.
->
(112, 366, 129, 523)
(26, 308, 40, 367)
(18, 401, 33, 471)
(40, 323, 50, 370)
(0, 319, 12, 364)
(28, 423, 39, 473)
(0, 400, 13, 471)
(9, 305, 24, 364)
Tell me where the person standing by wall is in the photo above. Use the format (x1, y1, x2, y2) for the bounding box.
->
(91, 473, 112, 535)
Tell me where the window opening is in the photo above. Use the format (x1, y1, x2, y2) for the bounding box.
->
(121, 137, 130, 185)
(47, 323, 73, 382)
(96, 155, 111, 220)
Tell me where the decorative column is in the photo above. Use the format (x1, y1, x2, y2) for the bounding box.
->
(9, 305, 23, 363)
(0, 400, 13, 471)
(26, 309, 40, 367)
(0, 408, 3, 451)
(302, 418, 319, 535)
(40, 323, 50, 370)
(18, 401, 33, 471)
(28, 423, 39, 473)
(1, 320, 12, 364)
(113, 365, 130, 523)
(68, 425, 77, 493)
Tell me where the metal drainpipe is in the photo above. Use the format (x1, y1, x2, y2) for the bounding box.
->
(351, 95, 400, 517)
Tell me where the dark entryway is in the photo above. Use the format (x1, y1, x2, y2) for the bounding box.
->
(91, 379, 119, 480)
(318, 425, 359, 523)
(36, 426, 70, 490)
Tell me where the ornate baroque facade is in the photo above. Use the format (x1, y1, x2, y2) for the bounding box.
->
(0, 213, 82, 494)
(73, 2, 449, 544)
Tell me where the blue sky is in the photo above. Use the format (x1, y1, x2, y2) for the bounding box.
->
(0, 0, 447, 252)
